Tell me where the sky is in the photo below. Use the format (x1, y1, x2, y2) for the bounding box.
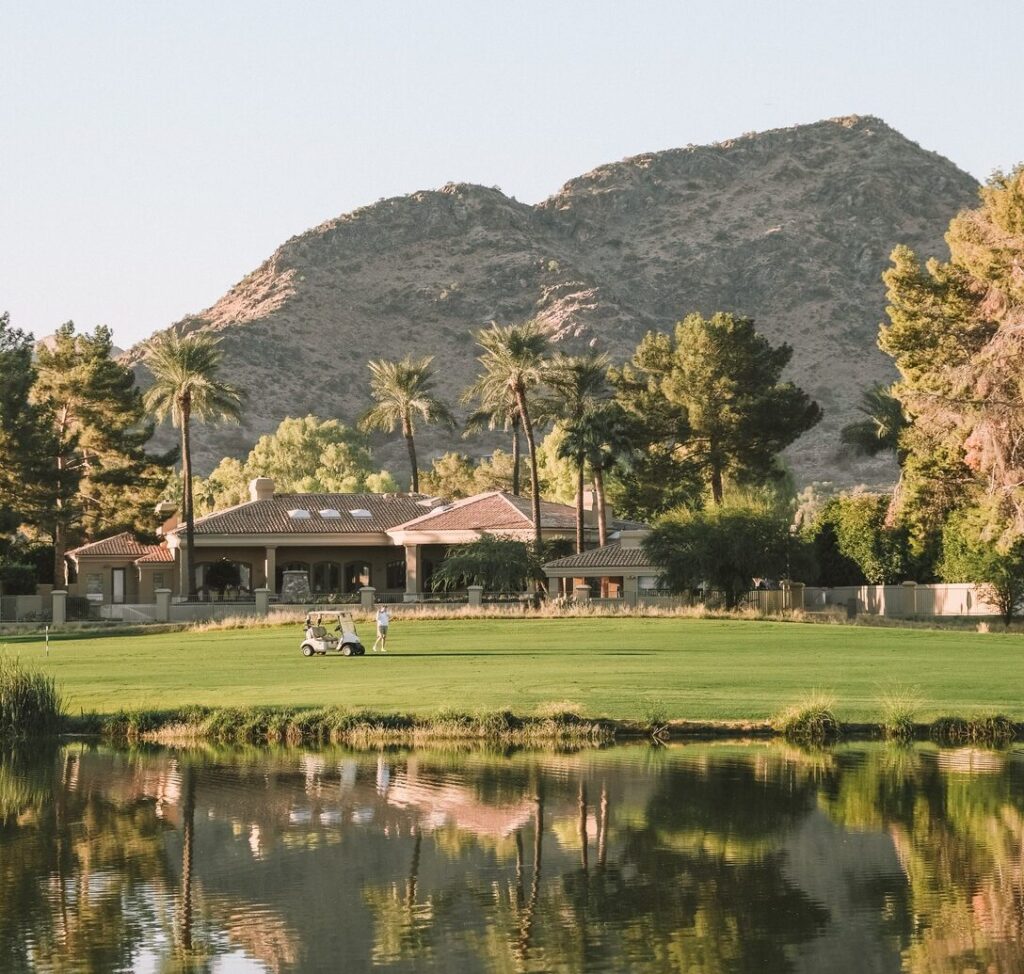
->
(2, 0, 1022, 351)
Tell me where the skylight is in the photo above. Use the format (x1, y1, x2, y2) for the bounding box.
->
(287, 509, 311, 520)
(349, 509, 372, 519)
(319, 509, 341, 518)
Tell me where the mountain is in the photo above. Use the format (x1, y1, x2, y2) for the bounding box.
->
(129, 116, 980, 484)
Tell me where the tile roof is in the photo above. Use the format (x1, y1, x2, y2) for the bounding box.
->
(68, 533, 161, 559)
(135, 547, 174, 563)
(393, 492, 579, 533)
(182, 493, 432, 536)
(543, 543, 656, 571)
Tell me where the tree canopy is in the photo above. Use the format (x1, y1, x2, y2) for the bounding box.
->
(612, 313, 821, 508)
(196, 415, 397, 513)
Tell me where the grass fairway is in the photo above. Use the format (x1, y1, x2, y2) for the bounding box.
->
(3, 617, 1022, 722)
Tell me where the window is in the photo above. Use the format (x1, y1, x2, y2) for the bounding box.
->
(86, 573, 103, 602)
(319, 509, 341, 519)
(287, 509, 311, 520)
(349, 509, 372, 519)
(345, 561, 371, 593)
(152, 572, 166, 590)
(385, 560, 406, 590)
(312, 561, 342, 594)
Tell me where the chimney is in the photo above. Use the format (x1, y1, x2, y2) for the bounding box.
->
(249, 477, 275, 502)
(619, 529, 649, 549)
(154, 500, 178, 536)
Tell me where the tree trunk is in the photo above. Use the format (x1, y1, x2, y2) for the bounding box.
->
(53, 521, 67, 590)
(181, 400, 197, 598)
(515, 386, 542, 548)
(511, 424, 521, 496)
(710, 463, 724, 505)
(575, 453, 585, 554)
(594, 469, 609, 597)
(403, 413, 419, 493)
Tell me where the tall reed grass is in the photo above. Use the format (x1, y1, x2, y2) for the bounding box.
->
(772, 691, 841, 745)
(0, 654, 64, 739)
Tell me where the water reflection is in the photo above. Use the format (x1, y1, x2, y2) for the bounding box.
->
(2, 741, 1024, 972)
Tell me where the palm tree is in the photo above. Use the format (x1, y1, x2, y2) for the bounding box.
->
(359, 355, 454, 493)
(546, 352, 611, 552)
(839, 383, 907, 459)
(143, 332, 242, 598)
(462, 392, 522, 494)
(464, 322, 550, 545)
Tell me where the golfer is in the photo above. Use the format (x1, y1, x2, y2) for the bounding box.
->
(372, 607, 391, 653)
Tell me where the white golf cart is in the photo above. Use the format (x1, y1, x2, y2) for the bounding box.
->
(300, 611, 366, 658)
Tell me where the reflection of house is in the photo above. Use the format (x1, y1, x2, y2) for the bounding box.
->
(68, 478, 640, 603)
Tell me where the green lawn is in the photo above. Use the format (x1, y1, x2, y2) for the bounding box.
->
(3, 617, 1023, 722)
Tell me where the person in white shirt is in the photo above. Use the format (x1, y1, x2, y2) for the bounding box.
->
(372, 607, 391, 653)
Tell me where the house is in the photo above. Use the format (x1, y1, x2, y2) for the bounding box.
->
(542, 530, 660, 602)
(67, 478, 641, 604)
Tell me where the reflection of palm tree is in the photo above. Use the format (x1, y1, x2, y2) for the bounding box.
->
(405, 826, 422, 909)
(597, 783, 609, 869)
(178, 761, 196, 955)
(578, 780, 589, 873)
(515, 794, 544, 963)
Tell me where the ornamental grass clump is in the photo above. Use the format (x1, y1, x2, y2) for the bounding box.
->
(773, 692, 841, 745)
(0, 655, 64, 740)
(878, 686, 923, 742)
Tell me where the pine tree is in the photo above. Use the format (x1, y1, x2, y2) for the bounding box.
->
(32, 322, 175, 586)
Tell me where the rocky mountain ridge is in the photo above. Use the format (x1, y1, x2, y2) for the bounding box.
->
(130, 115, 981, 485)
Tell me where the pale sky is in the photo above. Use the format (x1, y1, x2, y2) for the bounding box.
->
(3, 0, 1022, 350)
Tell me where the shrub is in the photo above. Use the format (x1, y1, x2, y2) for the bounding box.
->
(878, 686, 923, 741)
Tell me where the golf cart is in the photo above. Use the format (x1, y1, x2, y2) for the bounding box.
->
(301, 611, 366, 658)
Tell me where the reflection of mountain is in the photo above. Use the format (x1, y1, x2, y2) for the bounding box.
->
(2, 743, 1024, 972)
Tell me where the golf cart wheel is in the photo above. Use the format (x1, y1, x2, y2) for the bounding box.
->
(355, 645, 365, 656)
(341, 644, 353, 657)
(301, 644, 314, 658)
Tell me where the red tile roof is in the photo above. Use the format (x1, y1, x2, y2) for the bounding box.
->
(68, 533, 158, 558)
(181, 493, 432, 536)
(393, 492, 579, 532)
(544, 543, 655, 572)
(135, 547, 174, 564)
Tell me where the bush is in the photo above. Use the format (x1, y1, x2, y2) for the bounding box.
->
(0, 655, 64, 739)
(773, 692, 841, 744)
(0, 564, 37, 596)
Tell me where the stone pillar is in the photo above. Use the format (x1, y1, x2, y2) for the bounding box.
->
(360, 586, 376, 610)
(788, 582, 805, 611)
(155, 588, 172, 623)
(264, 546, 277, 595)
(901, 581, 918, 618)
(403, 543, 422, 603)
(51, 590, 67, 626)
(254, 587, 269, 616)
(573, 584, 591, 603)
(467, 585, 484, 607)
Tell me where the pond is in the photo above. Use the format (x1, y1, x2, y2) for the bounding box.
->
(2, 740, 1023, 973)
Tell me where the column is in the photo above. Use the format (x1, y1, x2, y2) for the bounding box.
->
(264, 546, 277, 596)
(404, 543, 422, 603)
(51, 590, 67, 626)
(155, 588, 172, 623)
(360, 586, 376, 611)
(573, 584, 591, 603)
(467, 585, 484, 607)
